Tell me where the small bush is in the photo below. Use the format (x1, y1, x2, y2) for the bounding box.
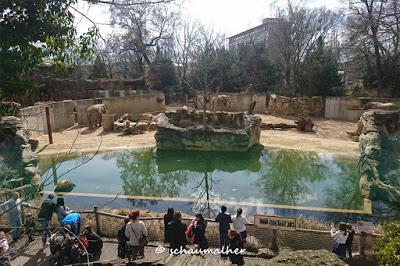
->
(245, 236, 260, 253)
(375, 220, 400, 266)
(0, 102, 21, 117)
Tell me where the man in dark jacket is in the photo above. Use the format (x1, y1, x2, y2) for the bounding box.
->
(215, 205, 232, 257)
(38, 194, 56, 247)
(167, 212, 187, 255)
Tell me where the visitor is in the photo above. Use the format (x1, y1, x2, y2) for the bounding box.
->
(61, 212, 81, 236)
(117, 218, 129, 259)
(232, 208, 249, 242)
(346, 223, 355, 258)
(167, 212, 187, 255)
(191, 213, 208, 251)
(55, 197, 71, 228)
(23, 212, 35, 242)
(82, 222, 103, 258)
(125, 210, 148, 261)
(228, 229, 245, 266)
(0, 231, 11, 266)
(0, 192, 31, 241)
(215, 205, 232, 258)
(163, 207, 174, 242)
(38, 194, 56, 247)
(331, 222, 349, 259)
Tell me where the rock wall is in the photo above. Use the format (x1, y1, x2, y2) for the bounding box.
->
(359, 110, 400, 211)
(268, 95, 324, 117)
(155, 110, 261, 152)
(325, 96, 400, 121)
(0, 116, 41, 196)
(195, 92, 267, 113)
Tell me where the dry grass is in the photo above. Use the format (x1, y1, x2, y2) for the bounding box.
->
(245, 236, 260, 253)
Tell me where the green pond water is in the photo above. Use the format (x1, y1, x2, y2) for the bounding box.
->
(39, 147, 363, 211)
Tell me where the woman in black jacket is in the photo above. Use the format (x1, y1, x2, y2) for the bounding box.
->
(191, 213, 208, 251)
(163, 207, 174, 242)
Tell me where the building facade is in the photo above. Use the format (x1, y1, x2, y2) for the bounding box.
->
(228, 18, 283, 50)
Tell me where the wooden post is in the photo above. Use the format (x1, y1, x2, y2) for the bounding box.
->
(94, 206, 101, 235)
(45, 106, 53, 144)
(359, 231, 367, 256)
(271, 229, 279, 252)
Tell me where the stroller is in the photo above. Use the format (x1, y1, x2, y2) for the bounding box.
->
(49, 227, 103, 265)
(48, 229, 91, 266)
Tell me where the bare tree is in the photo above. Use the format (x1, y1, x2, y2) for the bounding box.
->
(268, 1, 341, 95)
(347, 0, 400, 92)
(110, 0, 179, 69)
(171, 19, 201, 102)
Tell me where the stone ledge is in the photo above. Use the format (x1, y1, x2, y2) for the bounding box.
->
(155, 110, 261, 152)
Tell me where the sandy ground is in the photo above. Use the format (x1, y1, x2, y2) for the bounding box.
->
(34, 113, 359, 158)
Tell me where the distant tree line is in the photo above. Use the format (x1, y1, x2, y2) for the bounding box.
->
(1, 0, 399, 99)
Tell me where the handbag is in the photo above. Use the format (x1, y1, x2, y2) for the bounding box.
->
(130, 223, 149, 247)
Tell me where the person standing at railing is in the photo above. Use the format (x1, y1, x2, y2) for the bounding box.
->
(331, 222, 349, 259)
(0, 192, 31, 242)
(215, 205, 232, 259)
(191, 213, 208, 251)
(232, 208, 249, 242)
(346, 223, 355, 258)
(163, 207, 174, 242)
(125, 210, 148, 261)
(0, 231, 11, 266)
(167, 212, 187, 255)
(38, 194, 56, 247)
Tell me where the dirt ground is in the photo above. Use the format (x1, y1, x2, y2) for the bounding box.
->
(34, 112, 359, 158)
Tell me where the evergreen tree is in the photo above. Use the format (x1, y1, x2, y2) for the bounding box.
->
(89, 55, 108, 79)
(300, 38, 341, 96)
(145, 48, 177, 91)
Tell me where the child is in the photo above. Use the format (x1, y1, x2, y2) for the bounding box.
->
(24, 213, 35, 242)
(0, 231, 11, 266)
(331, 222, 349, 259)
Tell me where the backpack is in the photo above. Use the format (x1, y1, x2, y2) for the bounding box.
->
(117, 226, 127, 259)
(117, 241, 126, 259)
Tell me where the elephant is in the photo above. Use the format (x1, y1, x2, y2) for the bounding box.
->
(87, 104, 106, 129)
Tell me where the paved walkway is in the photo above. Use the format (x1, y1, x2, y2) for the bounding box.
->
(11, 237, 268, 266)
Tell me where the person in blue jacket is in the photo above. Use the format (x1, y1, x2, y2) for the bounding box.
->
(61, 212, 81, 236)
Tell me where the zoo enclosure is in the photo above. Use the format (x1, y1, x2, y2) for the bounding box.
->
(19, 92, 166, 137)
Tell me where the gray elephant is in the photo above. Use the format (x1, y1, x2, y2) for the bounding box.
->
(87, 104, 106, 129)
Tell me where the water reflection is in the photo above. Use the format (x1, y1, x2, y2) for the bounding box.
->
(115, 149, 190, 207)
(39, 147, 364, 215)
(257, 150, 329, 205)
(324, 163, 363, 210)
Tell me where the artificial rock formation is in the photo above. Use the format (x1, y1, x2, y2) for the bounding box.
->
(359, 110, 400, 211)
(155, 109, 261, 152)
(0, 116, 42, 191)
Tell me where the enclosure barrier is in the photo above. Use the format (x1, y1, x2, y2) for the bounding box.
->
(0, 205, 380, 258)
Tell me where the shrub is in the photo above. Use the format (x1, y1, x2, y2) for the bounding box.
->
(375, 220, 400, 266)
(0, 102, 21, 117)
